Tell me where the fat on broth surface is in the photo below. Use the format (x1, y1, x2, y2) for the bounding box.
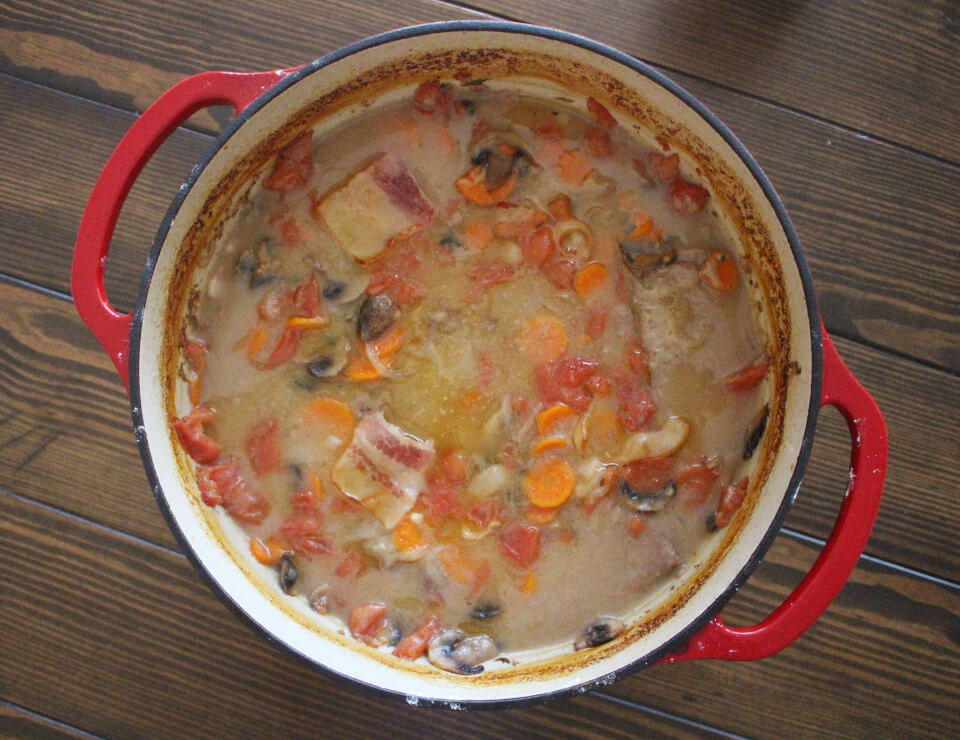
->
(178, 81, 769, 663)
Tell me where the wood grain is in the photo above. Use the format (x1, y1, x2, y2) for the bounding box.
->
(2, 49, 957, 370)
(0, 492, 720, 740)
(0, 216, 957, 581)
(0, 703, 99, 739)
(466, 0, 960, 164)
(3, 489, 957, 740)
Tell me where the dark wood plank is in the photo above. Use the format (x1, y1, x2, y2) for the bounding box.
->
(1, 199, 957, 579)
(0, 492, 718, 740)
(468, 0, 960, 164)
(0, 703, 99, 740)
(3, 48, 958, 369)
(0, 279, 179, 550)
(610, 534, 960, 739)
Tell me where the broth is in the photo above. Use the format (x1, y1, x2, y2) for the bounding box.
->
(174, 81, 769, 670)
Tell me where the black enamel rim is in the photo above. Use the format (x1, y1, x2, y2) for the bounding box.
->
(128, 20, 823, 709)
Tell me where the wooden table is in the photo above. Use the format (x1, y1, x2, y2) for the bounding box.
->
(2, 2, 958, 737)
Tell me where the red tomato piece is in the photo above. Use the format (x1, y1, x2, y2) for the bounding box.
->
(467, 498, 505, 529)
(441, 450, 469, 483)
(246, 418, 282, 476)
(649, 152, 679, 182)
(500, 523, 541, 569)
(535, 356, 600, 413)
(196, 465, 222, 507)
(585, 307, 608, 339)
(184, 339, 207, 375)
(622, 455, 675, 493)
(586, 97, 617, 129)
(263, 132, 314, 192)
(203, 460, 270, 524)
(392, 280, 426, 307)
(413, 81, 451, 116)
(335, 550, 366, 578)
(668, 177, 711, 214)
(542, 258, 577, 290)
(676, 461, 721, 507)
(584, 125, 615, 158)
(173, 407, 220, 464)
(279, 512, 331, 556)
(722, 357, 770, 392)
(420, 476, 464, 527)
(292, 275, 321, 317)
(468, 262, 517, 289)
(348, 602, 389, 646)
(616, 382, 657, 432)
(625, 339, 651, 385)
(263, 326, 301, 369)
(393, 615, 441, 660)
(280, 219, 305, 247)
(521, 225, 556, 267)
(716, 477, 749, 527)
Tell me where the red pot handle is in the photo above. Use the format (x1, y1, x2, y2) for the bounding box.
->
(660, 323, 887, 663)
(71, 68, 298, 391)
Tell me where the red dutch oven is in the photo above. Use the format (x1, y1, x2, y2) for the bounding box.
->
(71, 22, 887, 706)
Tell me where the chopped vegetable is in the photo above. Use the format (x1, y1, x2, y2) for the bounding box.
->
(715, 477, 749, 527)
(462, 218, 494, 249)
(250, 537, 285, 566)
(699, 250, 740, 291)
(557, 149, 592, 185)
(246, 418, 282, 476)
(520, 315, 568, 363)
(535, 403, 575, 435)
(264, 132, 314, 192)
(393, 615, 442, 660)
(500, 523, 541, 569)
(523, 459, 576, 509)
(348, 601, 389, 646)
(456, 166, 518, 205)
(532, 436, 568, 456)
(722, 356, 769, 392)
(586, 97, 616, 129)
(173, 407, 220, 464)
(574, 262, 609, 296)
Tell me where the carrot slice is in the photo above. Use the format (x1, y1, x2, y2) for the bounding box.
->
(536, 403, 575, 435)
(523, 459, 576, 508)
(557, 149, 592, 185)
(456, 166, 517, 206)
(250, 537, 286, 566)
(699, 250, 740, 291)
(532, 436, 568, 455)
(285, 315, 330, 330)
(344, 351, 380, 382)
(628, 211, 653, 239)
(522, 571, 538, 593)
(519, 315, 568, 363)
(525, 504, 558, 525)
(393, 517, 426, 552)
(367, 324, 406, 366)
(628, 515, 647, 538)
(462, 218, 494, 250)
(246, 326, 267, 357)
(574, 263, 609, 296)
(302, 397, 356, 444)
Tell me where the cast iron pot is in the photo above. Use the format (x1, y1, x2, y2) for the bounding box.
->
(71, 22, 888, 706)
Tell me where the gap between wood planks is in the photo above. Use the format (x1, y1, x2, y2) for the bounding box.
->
(0, 485, 741, 738)
(0, 699, 106, 740)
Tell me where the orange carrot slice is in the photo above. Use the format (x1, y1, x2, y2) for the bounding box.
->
(557, 149, 592, 185)
(303, 398, 356, 443)
(525, 504, 558, 525)
(462, 218, 494, 250)
(536, 403, 575, 435)
(699, 250, 739, 291)
(285, 315, 331, 330)
(523, 459, 576, 509)
(250, 537, 285, 566)
(532, 436, 568, 455)
(574, 263, 609, 296)
(456, 166, 517, 206)
(393, 517, 426, 552)
(519, 315, 568, 363)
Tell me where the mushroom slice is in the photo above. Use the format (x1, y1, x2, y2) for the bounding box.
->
(427, 630, 498, 675)
(614, 417, 690, 463)
(574, 617, 626, 650)
(619, 479, 676, 513)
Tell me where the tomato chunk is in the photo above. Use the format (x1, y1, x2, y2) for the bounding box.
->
(676, 460, 721, 507)
(622, 455, 674, 493)
(413, 81, 452, 116)
(500, 523, 541, 569)
(263, 326, 301, 369)
(668, 177, 710, 214)
(393, 615, 442, 660)
(722, 357, 769, 392)
(201, 460, 270, 524)
(348, 602, 389, 646)
(246, 418, 282, 476)
(584, 126, 615, 158)
(173, 407, 220, 464)
(715, 477, 749, 527)
(263, 132, 314, 192)
(616, 382, 657, 432)
(586, 97, 617, 129)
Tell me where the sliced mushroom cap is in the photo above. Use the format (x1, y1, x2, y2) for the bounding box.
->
(574, 617, 626, 650)
(276, 553, 298, 595)
(743, 404, 769, 460)
(619, 479, 677, 512)
(615, 417, 690, 463)
(358, 294, 396, 341)
(427, 630, 498, 675)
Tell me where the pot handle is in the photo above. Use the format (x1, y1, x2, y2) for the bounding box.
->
(659, 324, 887, 663)
(70, 68, 297, 391)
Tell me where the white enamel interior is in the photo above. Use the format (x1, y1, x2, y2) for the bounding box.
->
(135, 26, 815, 704)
